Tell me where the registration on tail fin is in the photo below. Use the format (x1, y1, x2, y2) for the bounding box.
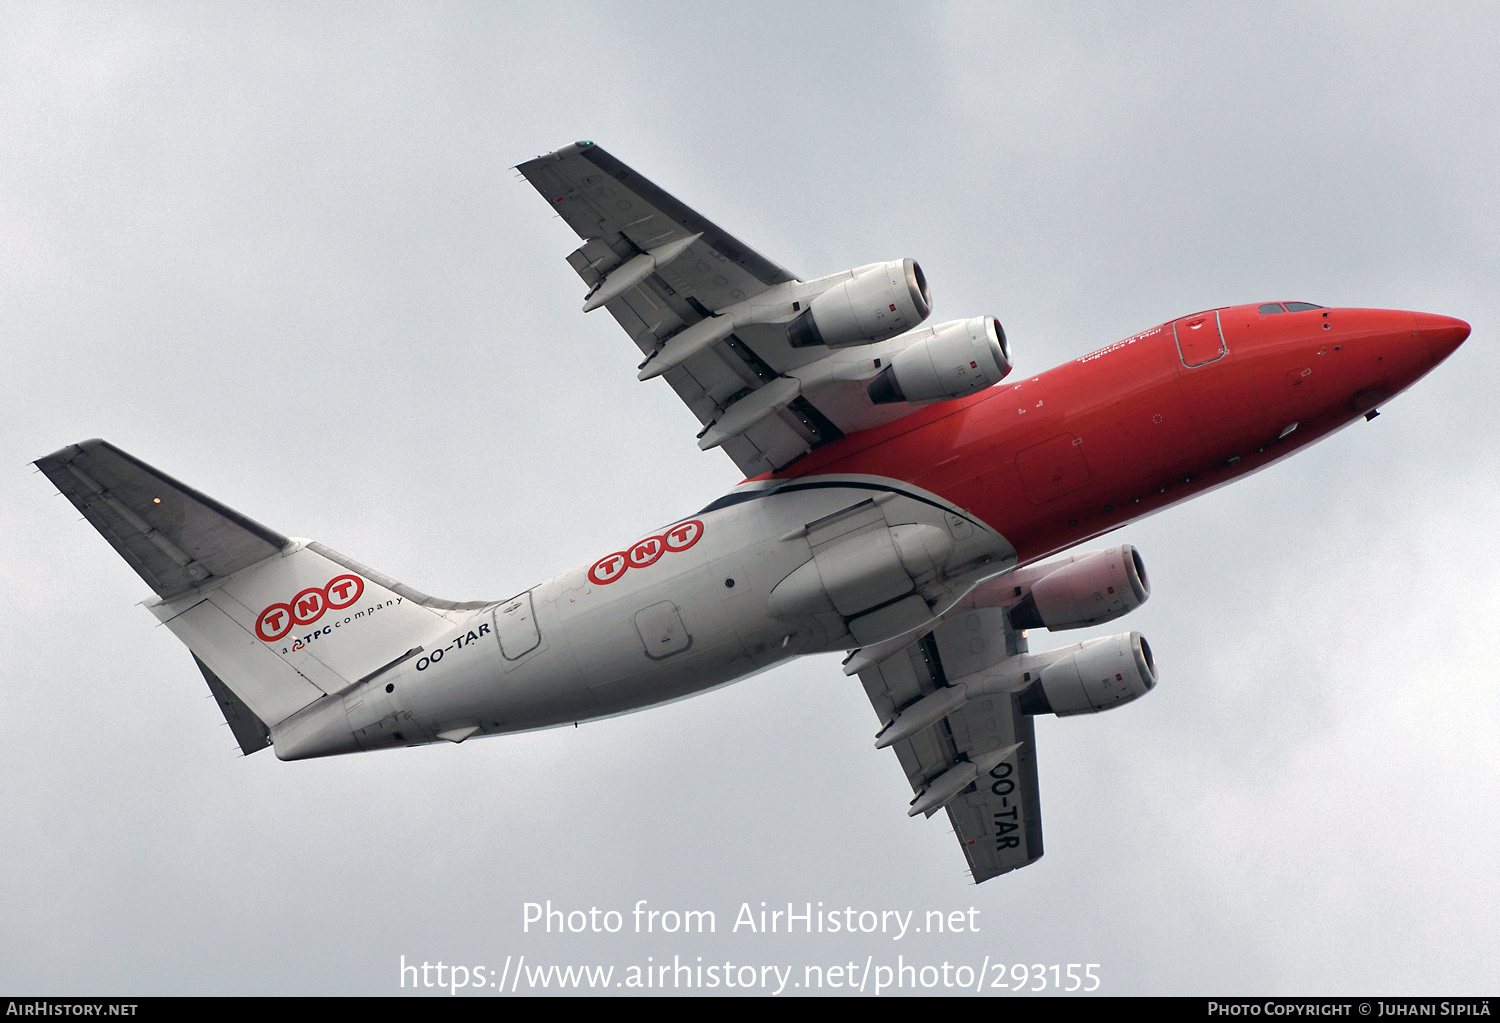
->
(35, 439, 491, 755)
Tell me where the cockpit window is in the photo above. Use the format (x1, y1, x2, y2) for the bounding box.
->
(1258, 303, 1286, 314)
(1284, 302, 1324, 311)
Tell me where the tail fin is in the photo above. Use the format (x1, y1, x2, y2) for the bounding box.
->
(36, 440, 491, 753)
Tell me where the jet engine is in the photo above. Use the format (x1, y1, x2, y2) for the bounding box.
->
(1016, 632, 1158, 716)
(787, 259, 932, 349)
(1007, 545, 1149, 631)
(866, 316, 1012, 405)
(873, 628, 1160, 747)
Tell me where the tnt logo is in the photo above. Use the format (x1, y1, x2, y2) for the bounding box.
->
(255, 574, 364, 641)
(662, 520, 702, 551)
(588, 519, 704, 586)
(588, 552, 628, 585)
(627, 536, 664, 568)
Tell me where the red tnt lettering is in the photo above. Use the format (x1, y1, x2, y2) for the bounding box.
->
(290, 587, 327, 626)
(588, 553, 629, 586)
(255, 603, 294, 642)
(662, 519, 704, 553)
(255, 574, 367, 641)
(324, 574, 364, 610)
(628, 536, 664, 568)
(586, 521, 706, 586)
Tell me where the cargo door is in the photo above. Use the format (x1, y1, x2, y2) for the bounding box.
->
(1014, 433, 1092, 504)
(494, 590, 543, 667)
(635, 601, 692, 660)
(1173, 310, 1226, 367)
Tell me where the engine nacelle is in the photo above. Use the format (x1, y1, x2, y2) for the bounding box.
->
(1017, 632, 1158, 716)
(1008, 545, 1149, 632)
(788, 259, 931, 349)
(866, 316, 1012, 405)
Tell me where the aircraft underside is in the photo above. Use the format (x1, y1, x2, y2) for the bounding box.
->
(34, 142, 1467, 883)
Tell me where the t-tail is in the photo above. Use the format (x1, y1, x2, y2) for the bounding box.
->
(35, 439, 493, 756)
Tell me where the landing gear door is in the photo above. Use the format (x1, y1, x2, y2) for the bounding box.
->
(635, 601, 692, 660)
(494, 590, 543, 668)
(1173, 310, 1226, 367)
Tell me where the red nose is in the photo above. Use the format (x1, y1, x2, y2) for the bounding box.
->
(1414, 312, 1471, 363)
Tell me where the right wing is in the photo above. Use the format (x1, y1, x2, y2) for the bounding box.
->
(519, 142, 819, 476)
(855, 606, 1045, 882)
(517, 142, 937, 476)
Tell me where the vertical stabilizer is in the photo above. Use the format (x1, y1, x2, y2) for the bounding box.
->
(37, 440, 493, 744)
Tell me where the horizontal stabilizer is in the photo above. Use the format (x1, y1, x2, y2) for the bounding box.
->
(35, 439, 289, 600)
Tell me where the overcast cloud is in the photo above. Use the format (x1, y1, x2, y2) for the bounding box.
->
(2, 2, 1497, 995)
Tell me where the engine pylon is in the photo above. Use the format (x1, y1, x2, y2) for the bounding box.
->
(908, 743, 1023, 817)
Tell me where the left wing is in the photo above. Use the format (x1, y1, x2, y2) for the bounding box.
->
(855, 605, 1045, 882)
(517, 142, 934, 476)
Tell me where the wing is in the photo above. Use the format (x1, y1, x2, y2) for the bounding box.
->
(854, 606, 1044, 882)
(517, 142, 928, 476)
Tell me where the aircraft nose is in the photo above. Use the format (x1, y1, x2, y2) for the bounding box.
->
(1414, 312, 1471, 363)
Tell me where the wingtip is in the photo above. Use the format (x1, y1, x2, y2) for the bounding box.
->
(34, 437, 105, 469)
(521, 140, 602, 170)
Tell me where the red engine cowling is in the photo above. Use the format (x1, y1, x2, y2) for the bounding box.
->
(1007, 545, 1150, 631)
(1017, 631, 1158, 716)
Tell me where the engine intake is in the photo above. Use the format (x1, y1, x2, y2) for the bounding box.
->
(867, 316, 1012, 405)
(1008, 545, 1149, 631)
(788, 259, 931, 349)
(1017, 632, 1157, 716)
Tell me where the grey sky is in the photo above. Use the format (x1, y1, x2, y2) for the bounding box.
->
(3, 2, 1497, 995)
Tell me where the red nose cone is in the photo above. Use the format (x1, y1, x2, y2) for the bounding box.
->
(1414, 312, 1471, 363)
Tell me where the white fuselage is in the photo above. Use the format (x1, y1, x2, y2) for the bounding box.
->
(271, 476, 1016, 760)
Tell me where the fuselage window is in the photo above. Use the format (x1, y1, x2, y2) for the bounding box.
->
(1259, 303, 1286, 314)
(1284, 302, 1324, 311)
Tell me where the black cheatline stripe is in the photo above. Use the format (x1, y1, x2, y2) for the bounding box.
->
(695, 479, 984, 531)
